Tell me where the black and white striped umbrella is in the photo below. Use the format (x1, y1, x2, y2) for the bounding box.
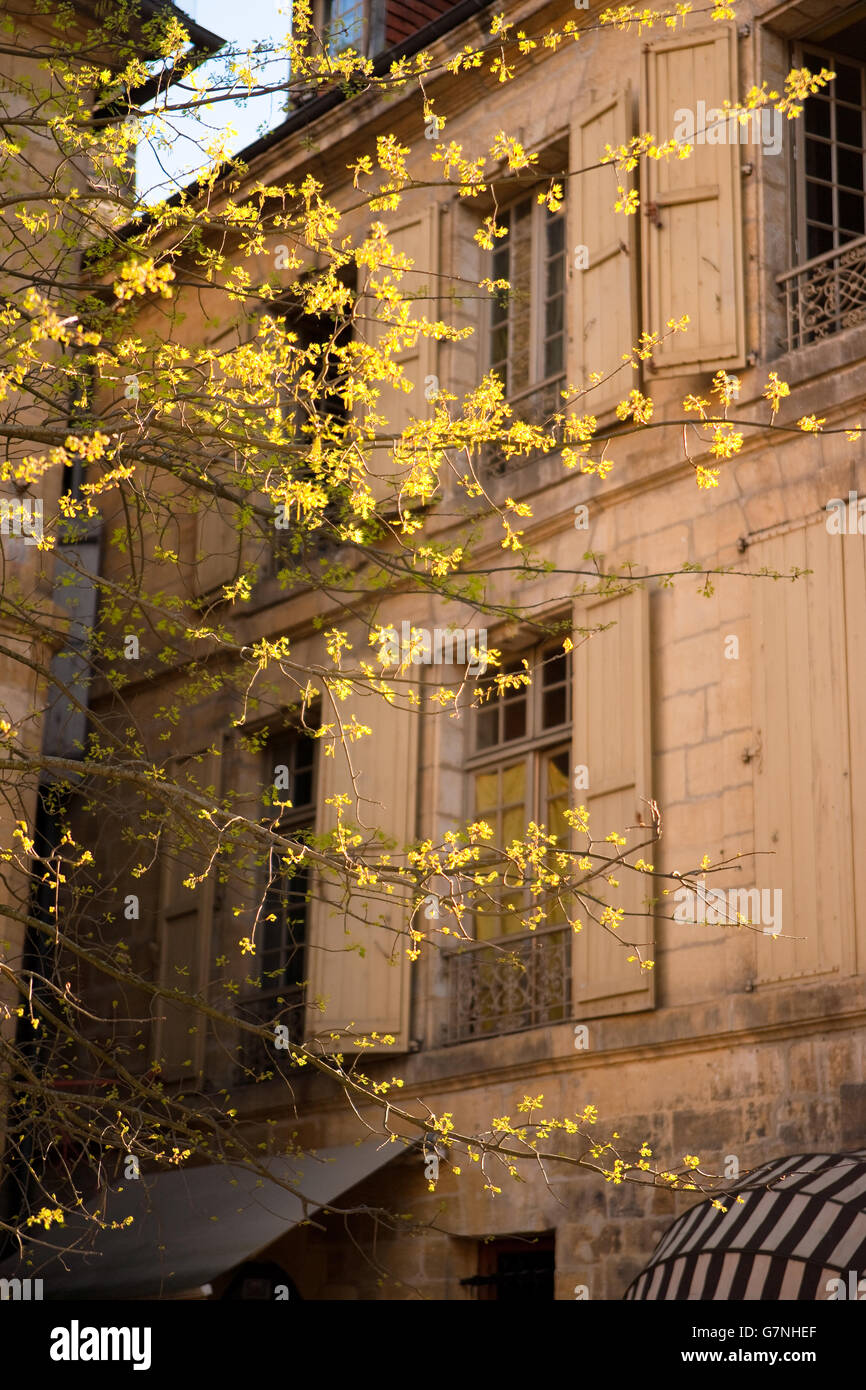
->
(624, 1149, 866, 1300)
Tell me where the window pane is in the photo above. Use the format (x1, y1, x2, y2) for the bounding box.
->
(806, 180, 833, 224)
(545, 294, 564, 338)
(546, 213, 565, 256)
(807, 223, 835, 258)
(491, 324, 509, 369)
(327, 0, 365, 52)
(545, 749, 570, 840)
(836, 104, 863, 149)
(541, 646, 571, 728)
(503, 696, 527, 742)
(475, 769, 499, 813)
(545, 749, 571, 926)
(473, 763, 527, 939)
(835, 65, 862, 105)
(509, 201, 533, 393)
(805, 99, 831, 137)
(805, 138, 832, 181)
(837, 144, 865, 191)
(542, 683, 567, 728)
(502, 761, 526, 809)
(477, 707, 498, 750)
(543, 335, 564, 378)
(839, 189, 865, 234)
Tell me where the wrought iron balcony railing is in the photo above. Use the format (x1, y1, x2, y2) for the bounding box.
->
(446, 924, 572, 1045)
(777, 234, 866, 353)
(483, 374, 566, 475)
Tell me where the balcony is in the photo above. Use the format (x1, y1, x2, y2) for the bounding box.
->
(445, 924, 572, 1045)
(484, 374, 566, 475)
(777, 235, 866, 352)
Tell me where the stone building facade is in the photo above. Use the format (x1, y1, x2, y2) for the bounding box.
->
(7, 0, 866, 1298)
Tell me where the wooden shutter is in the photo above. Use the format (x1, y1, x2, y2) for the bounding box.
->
(570, 91, 637, 415)
(842, 532, 866, 977)
(363, 206, 439, 494)
(307, 662, 418, 1049)
(154, 750, 220, 1080)
(751, 519, 854, 984)
(640, 25, 745, 372)
(572, 586, 655, 1015)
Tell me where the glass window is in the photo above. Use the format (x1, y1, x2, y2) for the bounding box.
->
(488, 197, 566, 397)
(797, 46, 866, 262)
(471, 642, 571, 940)
(239, 724, 318, 1074)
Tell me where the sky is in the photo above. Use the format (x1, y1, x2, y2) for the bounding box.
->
(136, 0, 292, 202)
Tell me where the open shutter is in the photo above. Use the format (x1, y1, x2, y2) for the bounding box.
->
(154, 751, 220, 1080)
(572, 586, 655, 1016)
(307, 665, 418, 1050)
(641, 24, 745, 372)
(570, 90, 637, 415)
(842, 531, 866, 978)
(363, 205, 439, 495)
(751, 519, 853, 984)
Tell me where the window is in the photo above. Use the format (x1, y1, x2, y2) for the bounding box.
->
(795, 45, 866, 263)
(489, 196, 566, 400)
(779, 37, 866, 349)
(471, 643, 571, 940)
(267, 267, 356, 574)
(461, 1234, 555, 1301)
(325, 0, 367, 55)
(273, 266, 356, 430)
(238, 725, 318, 1074)
(446, 643, 572, 1045)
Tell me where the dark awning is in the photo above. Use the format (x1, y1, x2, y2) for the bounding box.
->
(2, 1139, 399, 1299)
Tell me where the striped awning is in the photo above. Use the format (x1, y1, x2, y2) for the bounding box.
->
(624, 1149, 866, 1300)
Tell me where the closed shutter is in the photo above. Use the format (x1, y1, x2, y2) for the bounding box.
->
(640, 24, 745, 372)
(843, 534, 866, 977)
(751, 519, 853, 984)
(363, 206, 439, 494)
(572, 586, 655, 1015)
(307, 656, 418, 1049)
(570, 90, 637, 415)
(154, 751, 220, 1079)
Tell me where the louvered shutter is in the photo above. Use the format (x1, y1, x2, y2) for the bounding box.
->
(570, 90, 637, 415)
(572, 586, 655, 1015)
(641, 24, 746, 372)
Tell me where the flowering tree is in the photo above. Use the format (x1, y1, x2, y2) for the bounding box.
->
(0, 0, 844, 1270)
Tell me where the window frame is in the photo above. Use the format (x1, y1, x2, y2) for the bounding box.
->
(238, 720, 319, 1070)
(323, 0, 368, 56)
(485, 191, 567, 402)
(793, 40, 866, 266)
(465, 640, 572, 942)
